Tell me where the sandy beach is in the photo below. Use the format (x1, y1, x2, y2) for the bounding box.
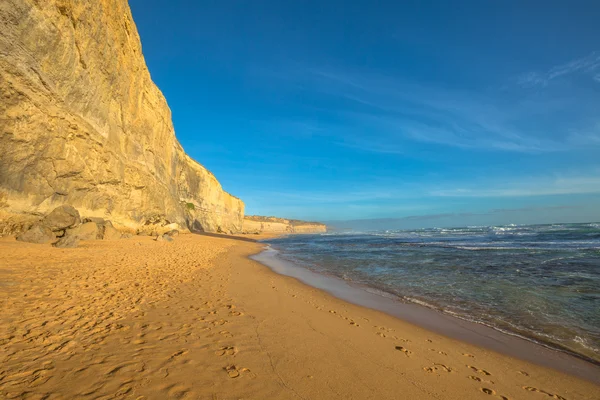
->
(1, 234, 599, 400)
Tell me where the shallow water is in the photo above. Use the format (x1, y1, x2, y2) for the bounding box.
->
(266, 223, 600, 362)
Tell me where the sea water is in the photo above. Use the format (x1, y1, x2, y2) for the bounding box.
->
(265, 223, 600, 363)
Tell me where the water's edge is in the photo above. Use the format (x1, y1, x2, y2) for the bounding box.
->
(251, 245, 600, 385)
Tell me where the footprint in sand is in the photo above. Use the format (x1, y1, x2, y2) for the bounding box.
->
(229, 311, 243, 317)
(429, 349, 447, 355)
(522, 386, 567, 400)
(168, 349, 188, 361)
(376, 332, 386, 338)
(219, 330, 233, 338)
(518, 370, 529, 376)
(423, 364, 452, 373)
(224, 365, 251, 379)
(395, 346, 412, 357)
(349, 321, 360, 327)
(479, 387, 509, 400)
(468, 375, 495, 385)
(463, 353, 475, 358)
(467, 365, 491, 376)
(215, 346, 238, 356)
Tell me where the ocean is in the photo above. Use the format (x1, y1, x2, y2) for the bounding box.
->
(264, 223, 600, 363)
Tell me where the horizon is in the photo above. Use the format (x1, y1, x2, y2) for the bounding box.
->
(324, 216, 600, 232)
(129, 0, 600, 228)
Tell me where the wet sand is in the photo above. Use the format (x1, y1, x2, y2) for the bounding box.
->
(1, 234, 598, 399)
(253, 246, 600, 383)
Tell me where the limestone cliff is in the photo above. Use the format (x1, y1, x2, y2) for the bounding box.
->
(0, 0, 244, 233)
(242, 216, 327, 235)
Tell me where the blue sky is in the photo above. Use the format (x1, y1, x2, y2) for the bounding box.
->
(129, 0, 600, 227)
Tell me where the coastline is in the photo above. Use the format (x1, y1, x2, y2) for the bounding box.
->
(1, 234, 598, 399)
(252, 242, 600, 383)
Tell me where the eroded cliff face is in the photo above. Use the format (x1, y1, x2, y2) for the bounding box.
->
(0, 0, 244, 233)
(242, 216, 327, 235)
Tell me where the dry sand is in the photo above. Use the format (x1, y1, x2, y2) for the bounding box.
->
(0, 234, 598, 399)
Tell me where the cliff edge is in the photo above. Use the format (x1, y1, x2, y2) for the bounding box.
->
(0, 0, 244, 233)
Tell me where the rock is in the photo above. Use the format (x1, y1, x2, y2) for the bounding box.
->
(0, 1, 244, 234)
(16, 224, 56, 244)
(68, 222, 98, 241)
(53, 234, 79, 248)
(164, 230, 179, 237)
(101, 222, 122, 240)
(42, 206, 81, 232)
(155, 234, 174, 242)
(83, 217, 105, 225)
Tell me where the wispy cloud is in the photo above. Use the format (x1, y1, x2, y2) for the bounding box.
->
(263, 54, 600, 154)
(244, 171, 600, 211)
(517, 51, 600, 88)
(431, 174, 600, 198)
(325, 205, 586, 230)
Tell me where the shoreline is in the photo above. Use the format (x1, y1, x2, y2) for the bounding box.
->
(1, 234, 598, 399)
(251, 243, 600, 384)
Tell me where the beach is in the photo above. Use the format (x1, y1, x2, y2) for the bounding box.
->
(1, 234, 599, 400)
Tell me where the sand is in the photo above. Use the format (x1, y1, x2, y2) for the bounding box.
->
(0, 234, 598, 399)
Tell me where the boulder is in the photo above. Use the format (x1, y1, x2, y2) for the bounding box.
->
(101, 222, 122, 240)
(83, 217, 105, 225)
(155, 234, 174, 242)
(68, 222, 98, 241)
(165, 229, 179, 237)
(43, 205, 81, 231)
(53, 234, 79, 248)
(16, 224, 56, 244)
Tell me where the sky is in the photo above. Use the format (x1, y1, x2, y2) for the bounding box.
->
(129, 0, 600, 229)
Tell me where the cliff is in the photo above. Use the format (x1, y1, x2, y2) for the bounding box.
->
(242, 216, 327, 234)
(0, 0, 244, 233)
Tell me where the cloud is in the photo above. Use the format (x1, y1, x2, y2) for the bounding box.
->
(430, 175, 600, 198)
(489, 205, 576, 213)
(326, 205, 580, 228)
(517, 51, 600, 88)
(244, 172, 600, 214)
(266, 57, 600, 154)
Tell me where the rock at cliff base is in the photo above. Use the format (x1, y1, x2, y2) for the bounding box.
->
(101, 222, 122, 240)
(53, 234, 79, 248)
(43, 205, 81, 231)
(165, 229, 179, 237)
(83, 217, 106, 225)
(155, 234, 174, 242)
(16, 224, 56, 244)
(68, 222, 98, 241)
